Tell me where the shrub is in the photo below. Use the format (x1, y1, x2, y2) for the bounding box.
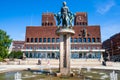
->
(8, 51, 23, 59)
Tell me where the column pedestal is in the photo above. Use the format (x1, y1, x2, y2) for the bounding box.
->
(56, 28, 75, 76)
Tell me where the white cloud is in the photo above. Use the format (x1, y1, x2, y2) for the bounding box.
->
(101, 24, 120, 42)
(97, 0, 115, 14)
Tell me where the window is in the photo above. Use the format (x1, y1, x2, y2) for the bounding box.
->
(48, 38, 50, 42)
(51, 23, 53, 26)
(43, 38, 46, 42)
(96, 38, 100, 42)
(31, 38, 34, 42)
(75, 46, 77, 49)
(34, 46, 37, 49)
(42, 23, 44, 26)
(78, 38, 82, 42)
(56, 46, 59, 49)
(45, 23, 47, 26)
(56, 38, 60, 42)
(43, 46, 46, 49)
(88, 38, 91, 42)
(30, 46, 32, 49)
(74, 38, 77, 42)
(80, 22, 81, 25)
(52, 46, 54, 49)
(83, 38, 86, 42)
(39, 38, 42, 42)
(48, 23, 49, 26)
(71, 38, 73, 42)
(88, 46, 91, 50)
(26, 46, 29, 49)
(35, 38, 38, 42)
(27, 38, 29, 42)
(77, 22, 79, 25)
(52, 38, 55, 43)
(92, 46, 96, 49)
(92, 38, 95, 42)
(97, 47, 100, 49)
(39, 47, 42, 49)
(83, 46, 86, 49)
(48, 47, 51, 49)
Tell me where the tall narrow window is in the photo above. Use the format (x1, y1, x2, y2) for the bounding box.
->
(92, 38, 95, 42)
(48, 46, 51, 49)
(88, 38, 91, 42)
(52, 38, 55, 43)
(78, 38, 82, 42)
(83, 38, 86, 42)
(35, 38, 38, 42)
(43, 38, 46, 42)
(96, 38, 100, 42)
(74, 38, 77, 42)
(48, 38, 50, 42)
(31, 38, 34, 42)
(51, 23, 53, 26)
(56, 38, 60, 42)
(39, 38, 42, 42)
(71, 38, 73, 42)
(27, 38, 29, 42)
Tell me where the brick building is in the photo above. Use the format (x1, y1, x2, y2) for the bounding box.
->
(103, 33, 120, 61)
(21, 12, 105, 59)
(11, 41, 25, 52)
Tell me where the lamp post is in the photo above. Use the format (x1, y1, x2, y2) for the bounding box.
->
(111, 40, 114, 61)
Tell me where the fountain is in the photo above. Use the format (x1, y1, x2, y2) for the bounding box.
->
(86, 67, 91, 72)
(55, 1, 75, 76)
(110, 71, 118, 80)
(14, 72, 22, 80)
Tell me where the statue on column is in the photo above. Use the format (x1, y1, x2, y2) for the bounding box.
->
(54, 1, 75, 28)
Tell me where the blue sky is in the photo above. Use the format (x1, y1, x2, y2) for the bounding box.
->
(0, 0, 120, 42)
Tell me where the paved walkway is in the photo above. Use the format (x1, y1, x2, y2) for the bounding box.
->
(0, 64, 120, 73)
(0, 59, 120, 73)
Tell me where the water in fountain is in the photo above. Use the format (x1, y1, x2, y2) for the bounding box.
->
(86, 67, 91, 72)
(78, 66, 82, 74)
(40, 66, 43, 71)
(14, 72, 22, 80)
(47, 60, 52, 74)
(33, 66, 44, 74)
(49, 65, 52, 74)
(110, 71, 118, 80)
(100, 74, 109, 79)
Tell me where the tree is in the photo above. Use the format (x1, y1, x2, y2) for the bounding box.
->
(0, 29, 12, 59)
(8, 51, 23, 59)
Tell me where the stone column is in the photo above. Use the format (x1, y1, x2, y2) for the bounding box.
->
(56, 28, 75, 76)
(59, 34, 72, 75)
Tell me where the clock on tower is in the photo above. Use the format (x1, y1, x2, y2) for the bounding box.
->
(77, 16, 82, 21)
(74, 12, 88, 26)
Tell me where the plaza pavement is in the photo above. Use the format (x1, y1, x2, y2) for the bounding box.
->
(0, 59, 120, 73)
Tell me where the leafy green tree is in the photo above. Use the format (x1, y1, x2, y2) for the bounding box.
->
(8, 51, 23, 59)
(0, 29, 12, 59)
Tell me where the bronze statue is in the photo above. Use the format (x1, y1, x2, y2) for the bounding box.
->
(54, 1, 75, 28)
(61, 1, 69, 27)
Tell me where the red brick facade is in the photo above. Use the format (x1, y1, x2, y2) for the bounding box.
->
(21, 12, 104, 59)
(103, 33, 120, 61)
